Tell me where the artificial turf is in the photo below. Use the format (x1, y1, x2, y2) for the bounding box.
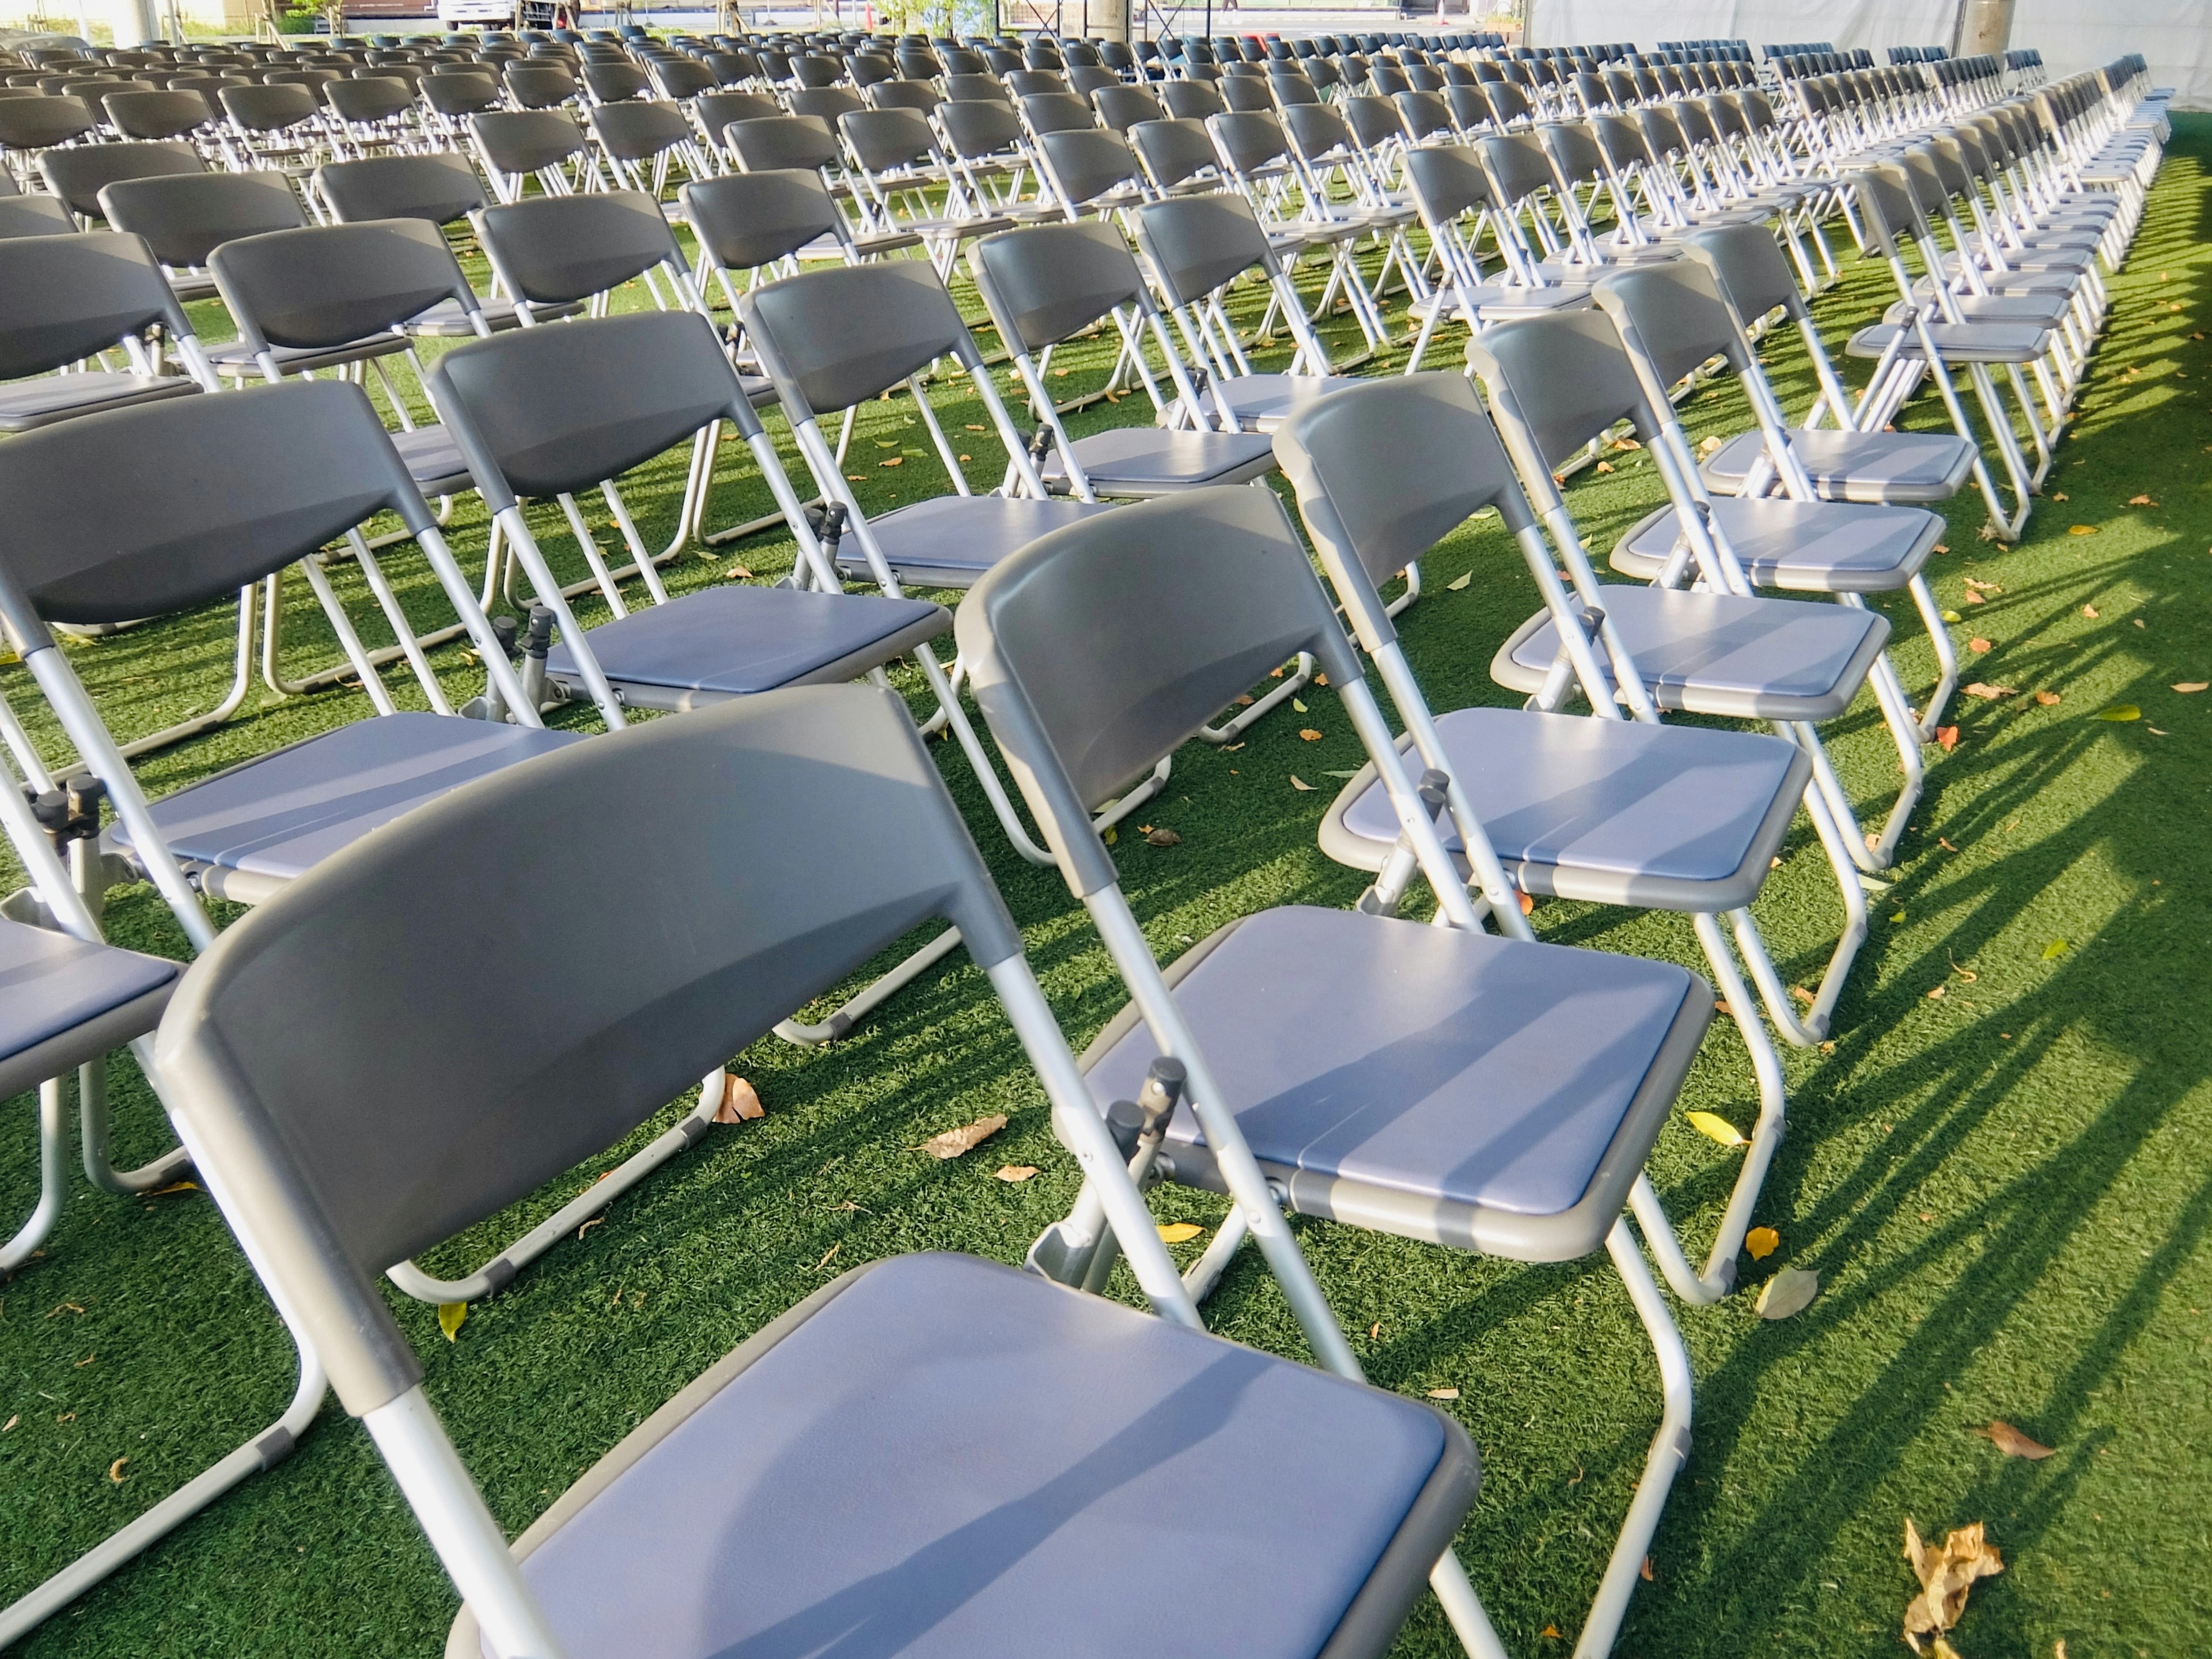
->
(2, 114, 2209, 1659)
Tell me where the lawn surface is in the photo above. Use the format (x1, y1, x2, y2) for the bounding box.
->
(2, 115, 2209, 1659)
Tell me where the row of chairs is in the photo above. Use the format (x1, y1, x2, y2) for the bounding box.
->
(0, 37, 2169, 1659)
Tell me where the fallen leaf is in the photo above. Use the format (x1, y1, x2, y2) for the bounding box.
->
(2050, 491, 2068, 501)
(1427, 1385, 1460, 1399)
(2035, 690, 2062, 706)
(1951, 962, 1978, 983)
(1291, 696, 1309, 713)
(1369, 1321, 1381, 1338)
(2041, 939, 2070, 960)
(1757, 1267, 1820, 1319)
(923, 1114, 1007, 1159)
(1156, 1222, 1205, 1244)
(965, 424, 987, 431)
(1961, 683, 2015, 699)
(1968, 638, 1992, 654)
(1933, 543, 1950, 554)
(879, 456, 903, 467)
(1941, 609, 1963, 623)
(146, 1180, 199, 1196)
(2082, 604, 2099, 618)
(1698, 435, 1722, 454)
(2149, 724, 2169, 734)
(1144, 827, 1181, 847)
(1641, 1556, 1654, 1581)
(1540, 1626, 1565, 1641)
(1518, 891, 1536, 916)
(1902, 1518, 2003, 1647)
(107, 1457, 128, 1484)
(1963, 589, 1984, 604)
(1611, 437, 1642, 451)
(1297, 728, 1323, 743)
(438, 1301, 467, 1342)
(2128, 494, 2159, 507)
(1791, 984, 1816, 1005)
(1593, 460, 1615, 473)
(2134, 618, 2146, 629)
(575, 1216, 603, 1242)
(726, 563, 753, 581)
(1926, 984, 1946, 999)
(2173, 681, 2209, 694)
(0, 1415, 13, 1433)
(1939, 836, 1959, 851)
(2067, 524, 2097, 536)
(1685, 1111, 1748, 1148)
(2097, 705, 2141, 722)
(1446, 570, 1472, 590)
(1052, 367, 1071, 377)
(1290, 775, 1315, 791)
(1819, 1040, 1836, 1054)
(1892, 911, 1907, 923)
(1101, 826, 1116, 845)
(816, 1243, 840, 1270)
(1745, 1226, 1779, 1260)
(1321, 770, 1359, 779)
(712, 1075, 766, 1124)
(1974, 1421, 2055, 1460)
(995, 1165, 1039, 1183)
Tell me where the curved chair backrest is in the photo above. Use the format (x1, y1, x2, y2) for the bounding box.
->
(1208, 108, 1289, 174)
(1219, 74, 1272, 113)
(1127, 116, 1218, 191)
(1590, 257, 1749, 396)
(151, 681, 1022, 1418)
(325, 75, 412, 123)
(1132, 190, 1271, 304)
(502, 60, 576, 108)
(429, 309, 753, 503)
(1036, 126, 1142, 208)
(1465, 307, 1657, 488)
(1444, 81, 1493, 130)
(469, 108, 585, 174)
(650, 56, 713, 99)
(211, 218, 479, 354)
(0, 229, 194, 378)
(943, 71, 1006, 105)
(1403, 142, 1497, 223)
(1476, 128, 1555, 204)
(1017, 90, 1092, 135)
(582, 60, 648, 101)
(1393, 88, 1452, 143)
(695, 88, 781, 135)
(865, 77, 939, 113)
(937, 98, 1022, 161)
(39, 139, 203, 221)
(101, 87, 211, 138)
(589, 98, 692, 160)
(0, 380, 429, 637)
(475, 189, 681, 306)
(1675, 220, 1805, 327)
(417, 71, 499, 117)
(740, 259, 979, 418)
(0, 94, 96, 150)
(968, 218, 1143, 350)
(1005, 68, 1066, 99)
(681, 169, 839, 271)
(725, 112, 839, 172)
(315, 150, 486, 225)
(1092, 83, 1161, 133)
(786, 84, 862, 123)
(839, 104, 937, 171)
(97, 169, 304, 268)
(0, 194, 76, 240)
(1158, 78, 1222, 121)
(1539, 118, 1607, 184)
(956, 487, 1361, 894)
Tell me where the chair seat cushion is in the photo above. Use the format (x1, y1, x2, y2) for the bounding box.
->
(834, 495, 1116, 589)
(115, 711, 584, 900)
(548, 585, 950, 710)
(203, 332, 412, 376)
(452, 1252, 1476, 1659)
(388, 422, 475, 495)
(403, 294, 586, 334)
(1611, 495, 1944, 592)
(1492, 583, 1890, 721)
(1321, 707, 1806, 910)
(1041, 426, 1278, 495)
(1084, 906, 1709, 1259)
(1845, 320, 2052, 364)
(1412, 281, 1590, 323)
(0, 371, 199, 434)
(0, 918, 177, 1099)
(1208, 370, 1350, 433)
(1702, 426, 1976, 503)
(1881, 293, 2073, 329)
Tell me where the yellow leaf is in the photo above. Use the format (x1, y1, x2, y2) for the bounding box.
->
(994, 1165, 1039, 1183)
(1685, 1111, 1748, 1148)
(1426, 1386, 1460, 1399)
(2082, 603, 2099, 618)
(1902, 1519, 2003, 1642)
(1745, 1226, 1779, 1260)
(1756, 1266, 1819, 1319)
(1593, 460, 1615, 474)
(1940, 609, 1963, 623)
(1446, 570, 1472, 590)
(1291, 697, 1309, 713)
(711, 1074, 766, 1123)
(2041, 938, 2070, 960)
(146, 1180, 200, 1196)
(880, 456, 903, 467)
(1972, 1420, 2055, 1460)
(107, 1457, 128, 1484)
(1156, 1222, 1205, 1244)
(438, 1301, 467, 1343)
(1926, 984, 1946, 999)
(2034, 690, 2062, 706)
(2067, 524, 2098, 536)
(2097, 705, 2140, 722)
(1101, 825, 1117, 845)
(922, 1114, 1007, 1160)
(1698, 435, 1722, 455)
(1290, 775, 1315, 791)
(1541, 1624, 1565, 1639)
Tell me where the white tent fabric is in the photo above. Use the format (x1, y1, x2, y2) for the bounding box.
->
(1525, 0, 2212, 109)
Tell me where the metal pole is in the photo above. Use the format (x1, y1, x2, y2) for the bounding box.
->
(1952, 0, 2014, 58)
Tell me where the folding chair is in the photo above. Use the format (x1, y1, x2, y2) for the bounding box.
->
(94, 167, 305, 306)
(586, 97, 714, 196)
(1397, 142, 1590, 371)
(0, 183, 72, 238)
(37, 138, 203, 225)
(836, 104, 1010, 275)
(1275, 371, 1843, 1296)
(151, 679, 1480, 1659)
(958, 486, 1720, 1659)
(470, 108, 600, 200)
(1597, 247, 1964, 741)
(0, 229, 218, 435)
(1465, 309, 1913, 899)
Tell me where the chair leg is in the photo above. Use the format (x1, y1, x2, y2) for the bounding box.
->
(0, 1077, 69, 1273)
(1196, 650, 1316, 744)
(1906, 574, 1961, 740)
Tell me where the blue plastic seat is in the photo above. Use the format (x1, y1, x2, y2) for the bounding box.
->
(451, 1251, 1474, 1659)
(0, 917, 177, 1100)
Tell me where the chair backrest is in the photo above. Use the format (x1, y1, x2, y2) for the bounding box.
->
(0, 94, 96, 150)
(1589, 257, 1750, 403)
(1272, 370, 1540, 650)
(651, 56, 713, 99)
(840, 104, 937, 171)
(1849, 163, 1922, 257)
(740, 258, 979, 418)
(0, 229, 195, 379)
(865, 77, 939, 113)
(725, 112, 840, 172)
(469, 108, 586, 175)
(416, 70, 498, 117)
(502, 60, 576, 107)
(955, 487, 1361, 896)
(39, 139, 203, 220)
(1128, 116, 1218, 191)
(151, 681, 1022, 1418)
(1403, 142, 1497, 222)
(1393, 88, 1453, 143)
(0, 380, 430, 638)
(475, 189, 683, 306)
(315, 150, 486, 225)
(1674, 220, 1805, 327)
(97, 169, 304, 268)
(589, 97, 692, 160)
(1158, 78, 1222, 120)
(1133, 191, 1270, 305)
(1037, 126, 1142, 208)
(1018, 89, 1092, 135)
(681, 169, 839, 271)
(943, 70, 1005, 104)
(100, 86, 211, 138)
(582, 59, 648, 101)
(325, 75, 411, 123)
(1465, 307, 1656, 488)
(0, 193, 75, 240)
(1208, 108, 1289, 175)
(695, 88, 781, 137)
(787, 84, 862, 123)
(969, 218, 1143, 350)
(430, 309, 752, 504)
(211, 218, 478, 355)
(1092, 82, 1161, 133)
(1005, 67, 1066, 98)
(1477, 128, 1555, 204)
(1539, 118, 1607, 184)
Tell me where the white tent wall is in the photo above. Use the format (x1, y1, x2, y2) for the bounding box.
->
(1527, 0, 2212, 110)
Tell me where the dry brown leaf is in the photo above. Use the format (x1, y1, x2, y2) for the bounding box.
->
(965, 423, 987, 431)
(1593, 460, 1615, 474)
(1156, 1222, 1204, 1244)
(816, 1243, 840, 1270)
(2128, 494, 2159, 507)
(879, 456, 903, 468)
(1745, 1226, 1779, 1260)
(2082, 604, 2099, 618)
(1963, 577, 2001, 593)
(1963, 589, 1984, 604)
(1926, 984, 1946, 999)
(1968, 638, 1992, 654)
(922, 1114, 1007, 1160)
(1144, 827, 1181, 847)
(2173, 681, 2209, 694)
(1427, 1386, 1460, 1399)
(1290, 775, 1315, 791)
(1518, 891, 1536, 916)
(1298, 728, 1324, 742)
(1961, 683, 2015, 700)
(1933, 543, 1950, 554)
(2035, 690, 2062, 706)
(712, 1075, 766, 1124)
(994, 1165, 1039, 1183)
(726, 563, 754, 581)
(107, 1457, 128, 1484)
(1902, 1518, 2003, 1648)
(1938, 836, 1960, 851)
(1698, 435, 1723, 455)
(1, 1415, 15, 1433)
(1640, 1556, 1654, 1582)
(2050, 491, 2068, 501)
(1790, 984, 1816, 1006)
(575, 1216, 603, 1242)
(1938, 726, 1959, 749)
(1756, 1267, 1819, 1319)
(1540, 1626, 1565, 1641)
(1973, 1420, 2055, 1460)
(1611, 437, 1642, 450)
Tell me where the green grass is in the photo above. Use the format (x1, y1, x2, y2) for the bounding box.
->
(5, 122, 2212, 1657)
